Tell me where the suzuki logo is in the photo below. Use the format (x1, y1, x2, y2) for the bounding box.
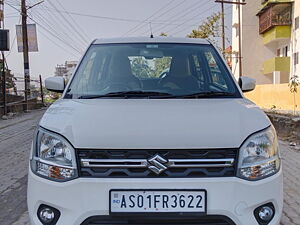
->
(147, 154, 168, 175)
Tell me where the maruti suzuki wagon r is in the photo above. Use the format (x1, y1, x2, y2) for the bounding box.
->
(28, 37, 283, 225)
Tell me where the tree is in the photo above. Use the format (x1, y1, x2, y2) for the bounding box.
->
(160, 32, 168, 37)
(5, 70, 17, 90)
(154, 57, 172, 77)
(187, 12, 222, 47)
(0, 61, 17, 96)
(130, 57, 153, 78)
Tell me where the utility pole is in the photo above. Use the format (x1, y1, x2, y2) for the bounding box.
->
(1, 0, 6, 116)
(218, 1, 226, 56)
(215, 0, 246, 77)
(21, 0, 30, 111)
(1, 52, 5, 115)
(237, 1, 242, 78)
(39, 74, 44, 105)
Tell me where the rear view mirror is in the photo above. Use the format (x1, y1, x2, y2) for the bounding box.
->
(140, 49, 163, 59)
(45, 77, 65, 93)
(238, 76, 256, 92)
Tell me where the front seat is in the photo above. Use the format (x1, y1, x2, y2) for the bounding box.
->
(104, 55, 142, 90)
(159, 55, 199, 91)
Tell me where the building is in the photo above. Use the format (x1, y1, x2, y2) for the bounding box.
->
(232, 0, 299, 84)
(54, 61, 78, 80)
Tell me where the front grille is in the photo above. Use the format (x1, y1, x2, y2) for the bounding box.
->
(77, 149, 238, 178)
(81, 215, 236, 225)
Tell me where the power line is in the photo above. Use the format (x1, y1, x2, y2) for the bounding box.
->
(5, 0, 85, 56)
(139, 0, 194, 36)
(27, 0, 44, 10)
(167, 4, 219, 35)
(54, 0, 90, 42)
(28, 10, 85, 52)
(27, 15, 83, 55)
(146, 0, 209, 36)
(46, 1, 89, 46)
(39, 5, 206, 25)
(35, 6, 169, 23)
(29, 5, 87, 51)
(35, 26, 80, 58)
(48, 0, 89, 44)
(33, 7, 215, 26)
(169, 4, 219, 36)
(4, 1, 20, 13)
(122, 0, 179, 37)
(5, 0, 20, 6)
(26, 1, 87, 52)
(5, 0, 210, 50)
(24, 2, 86, 51)
(6, 2, 206, 27)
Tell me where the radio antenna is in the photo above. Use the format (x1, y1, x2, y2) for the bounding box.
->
(149, 22, 154, 38)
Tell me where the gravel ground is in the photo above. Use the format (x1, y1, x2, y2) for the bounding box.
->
(0, 109, 299, 225)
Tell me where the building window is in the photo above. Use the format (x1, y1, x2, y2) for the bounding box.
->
(295, 17, 299, 30)
(283, 46, 288, 57)
(294, 52, 299, 65)
(277, 49, 281, 57)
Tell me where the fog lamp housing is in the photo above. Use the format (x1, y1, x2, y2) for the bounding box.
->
(37, 204, 60, 225)
(254, 203, 275, 225)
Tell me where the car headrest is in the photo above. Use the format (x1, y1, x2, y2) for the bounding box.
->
(169, 55, 191, 78)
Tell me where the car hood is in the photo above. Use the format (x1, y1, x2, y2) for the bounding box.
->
(39, 99, 270, 149)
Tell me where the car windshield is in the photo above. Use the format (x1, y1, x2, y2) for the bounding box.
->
(66, 43, 240, 99)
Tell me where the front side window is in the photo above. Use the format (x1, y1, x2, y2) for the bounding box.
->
(66, 43, 240, 99)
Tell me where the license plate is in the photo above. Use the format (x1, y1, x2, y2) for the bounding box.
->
(110, 190, 207, 213)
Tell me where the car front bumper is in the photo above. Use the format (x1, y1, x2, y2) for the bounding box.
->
(27, 168, 283, 225)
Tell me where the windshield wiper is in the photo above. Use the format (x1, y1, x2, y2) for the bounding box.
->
(78, 91, 173, 99)
(167, 91, 236, 99)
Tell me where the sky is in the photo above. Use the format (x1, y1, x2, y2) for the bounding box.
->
(3, 0, 232, 80)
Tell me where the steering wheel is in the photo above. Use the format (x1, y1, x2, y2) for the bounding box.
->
(159, 71, 169, 79)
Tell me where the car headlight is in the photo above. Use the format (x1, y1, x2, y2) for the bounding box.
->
(31, 127, 78, 182)
(237, 126, 281, 181)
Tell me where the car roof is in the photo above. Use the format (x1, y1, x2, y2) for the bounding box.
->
(93, 37, 210, 45)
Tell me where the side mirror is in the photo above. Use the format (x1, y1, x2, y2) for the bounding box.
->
(238, 76, 256, 92)
(45, 77, 65, 93)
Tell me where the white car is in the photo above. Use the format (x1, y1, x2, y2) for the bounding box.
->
(28, 37, 283, 225)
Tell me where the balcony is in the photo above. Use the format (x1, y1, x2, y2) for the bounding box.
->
(261, 0, 294, 8)
(258, 2, 292, 34)
(263, 25, 291, 45)
(263, 57, 290, 74)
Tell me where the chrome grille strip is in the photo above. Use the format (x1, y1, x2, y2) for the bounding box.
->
(169, 159, 234, 168)
(81, 159, 148, 168)
(81, 158, 235, 168)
